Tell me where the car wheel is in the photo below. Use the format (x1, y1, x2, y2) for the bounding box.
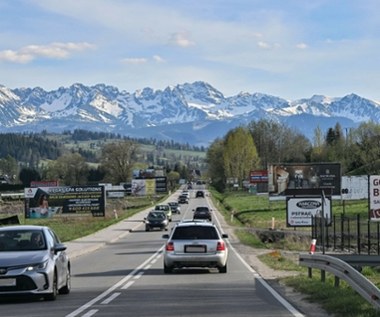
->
(164, 264, 173, 274)
(145, 226, 150, 232)
(59, 266, 71, 295)
(218, 264, 227, 273)
(45, 271, 58, 301)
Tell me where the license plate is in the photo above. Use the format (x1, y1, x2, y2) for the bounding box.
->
(185, 245, 206, 253)
(0, 278, 16, 286)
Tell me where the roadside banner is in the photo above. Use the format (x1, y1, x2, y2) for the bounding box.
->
(286, 196, 332, 227)
(341, 175, 368, 200)
(24, 185, 106, 218)
(369, 176, 380, 221)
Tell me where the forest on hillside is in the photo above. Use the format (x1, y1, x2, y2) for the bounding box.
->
(0, 129, 207, 187)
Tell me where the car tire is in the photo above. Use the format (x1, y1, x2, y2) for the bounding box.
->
(218, 264, 227, 273)
(45, 271, 58, 301)
(164, 264, 173, 274)
(59, 267, 71, 295)
(145, 226, 150, 232)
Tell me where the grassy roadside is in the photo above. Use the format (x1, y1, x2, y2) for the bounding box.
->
(209, 188, 380, 317)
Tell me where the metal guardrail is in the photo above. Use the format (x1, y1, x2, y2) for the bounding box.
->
(299, 253, 380, 310)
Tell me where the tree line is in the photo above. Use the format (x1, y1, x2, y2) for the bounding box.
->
(206, 119, 380, 192)
(0, 131, 203, 188)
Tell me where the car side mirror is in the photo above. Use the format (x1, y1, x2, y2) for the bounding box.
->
(162, 234, 169, 239)
(222, 234, 228, 239)
(53, 243, 67, 254)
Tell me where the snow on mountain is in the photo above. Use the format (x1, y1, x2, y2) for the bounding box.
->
(0, 82, 378, 145)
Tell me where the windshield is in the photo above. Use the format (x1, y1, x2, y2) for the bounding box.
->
(0, 230, 46, 251)
(148, 212, 166, 220)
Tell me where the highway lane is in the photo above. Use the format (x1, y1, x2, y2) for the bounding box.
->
(0, 188, 304, 317)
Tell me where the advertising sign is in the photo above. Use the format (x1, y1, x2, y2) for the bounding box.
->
(250, 170, 268, 183)
(369, 175, 380, 221)
(268, 163, 341, 200)
(286, 197, 332, 227)
(341, 175, 368, 200)
(24, 186, 106, 218)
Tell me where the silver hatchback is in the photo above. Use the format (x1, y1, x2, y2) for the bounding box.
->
(0, 225, 71, 300)
(162, 221, 228, 273)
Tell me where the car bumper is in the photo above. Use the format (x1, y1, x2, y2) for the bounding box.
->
(0, 271, 53, 295)
(164, 252, 227, 268)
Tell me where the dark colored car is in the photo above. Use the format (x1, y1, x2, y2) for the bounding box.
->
(162, 221, 228, 273)
(193, 206, 212, 221)
(195, 190, 205, 198)
(145, 211, 169, 231)
(0, 225, 71, 301)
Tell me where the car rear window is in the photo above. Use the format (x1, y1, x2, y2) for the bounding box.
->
(195, 207, 209, 212)
(171, 226, 218, 240)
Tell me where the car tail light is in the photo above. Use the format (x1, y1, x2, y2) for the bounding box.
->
(217, 241, 226, 251)
(166, 242, 174, 251)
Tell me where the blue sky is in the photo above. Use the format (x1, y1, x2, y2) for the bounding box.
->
(0, 0, 379, 101)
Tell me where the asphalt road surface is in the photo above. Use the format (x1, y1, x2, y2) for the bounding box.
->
(0, 188, 305, 317)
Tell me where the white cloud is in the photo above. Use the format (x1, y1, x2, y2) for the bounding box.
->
(168, 32, 195, 48)
(296, 43, 308, 49)
(153, 55, 165, 63)
(121, 57, 148, 65)
(0, 42, 95, 63)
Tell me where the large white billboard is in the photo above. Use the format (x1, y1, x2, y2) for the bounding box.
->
(286, 197, 332, 227)
(341, 175, 368, 200)
(369, 175, 380, 221)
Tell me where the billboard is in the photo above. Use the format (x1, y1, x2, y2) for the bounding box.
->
(268, 163, 341, 199)
(24, 186, 106, 218)
(341, 175, 368, 200)
(286, 197, 332, 227)
(250, 170, 268, 183)
(369, 176, 380, 221)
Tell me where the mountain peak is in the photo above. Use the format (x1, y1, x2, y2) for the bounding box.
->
(0, 81, 377, 145)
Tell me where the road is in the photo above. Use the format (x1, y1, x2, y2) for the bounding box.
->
(0, 188, 304, 317)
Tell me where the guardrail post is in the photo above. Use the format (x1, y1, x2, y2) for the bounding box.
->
(321, 269, 325, 282)
(334, 276, 340, 287)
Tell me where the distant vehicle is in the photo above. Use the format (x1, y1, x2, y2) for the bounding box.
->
(168, 201, 181, 214)
(144, 211, 169, 231)
(0, 225, 71, 300)
(181, 190, 190, 198)
(178, 195, 189, 204)
(195, 190, 205, 198)
(193, 206, 212, 221)
(162, 221, 228, 273)
(154, 204, 172, 221)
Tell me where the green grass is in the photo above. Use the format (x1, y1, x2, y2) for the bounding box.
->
(284, 274, 380, 317)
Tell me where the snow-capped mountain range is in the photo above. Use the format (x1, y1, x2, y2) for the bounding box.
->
(1, 81, 379, 146)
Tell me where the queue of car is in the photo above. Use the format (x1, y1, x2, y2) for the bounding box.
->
(0, 185, 227, 302)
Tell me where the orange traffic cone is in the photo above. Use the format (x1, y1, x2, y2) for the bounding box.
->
(309, 238, 317, 254)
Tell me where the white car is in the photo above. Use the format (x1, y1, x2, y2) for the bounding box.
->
(162, 221, 228, 273)
(0, 225, 71, 300)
